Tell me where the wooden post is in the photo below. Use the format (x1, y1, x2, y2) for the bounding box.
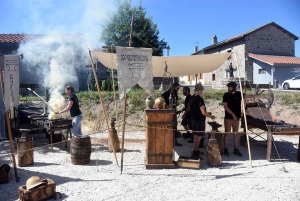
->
(121, 13, 134, 174)
(266, 126, 273, 162)
(0, 63, 19, 182)
(234, 52, 252, 168)
(88, 51, 119, 167)
(121, 94, 127, 174)
(268, 82, 271, 110)
(298, 135, 300, 161)
(111, 69, 119, 133)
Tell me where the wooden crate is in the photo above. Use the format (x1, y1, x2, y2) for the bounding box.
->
(145, 109, 175, 169)
(178, 156, 200, 169)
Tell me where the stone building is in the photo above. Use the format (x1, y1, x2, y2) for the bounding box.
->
(192, 22, 299, 89)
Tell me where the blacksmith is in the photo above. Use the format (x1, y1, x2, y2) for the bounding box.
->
(56, 85, 82, 137)
(190, 82, 215, 157)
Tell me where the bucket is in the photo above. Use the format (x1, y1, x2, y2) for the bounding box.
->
(70, 136, 91, 165)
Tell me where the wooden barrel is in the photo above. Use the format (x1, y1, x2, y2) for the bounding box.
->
(70, 136, 91, 165)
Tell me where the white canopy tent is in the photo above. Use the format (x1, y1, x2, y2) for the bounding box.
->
(91, 50, 232, 76)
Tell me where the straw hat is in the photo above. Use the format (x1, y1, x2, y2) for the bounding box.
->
(26, 176, 45, 190)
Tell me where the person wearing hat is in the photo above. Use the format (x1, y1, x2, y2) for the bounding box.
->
(189, 82, 215, 158)
(222, 82, 243, 156)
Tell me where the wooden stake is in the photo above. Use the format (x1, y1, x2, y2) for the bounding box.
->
(88, 50, 119, 166)
(120, 94, 127, 174)
(234, 52, 252, 168)
(0, 63, 19, 182)
(111, 69, 119, 133)
(121, 13, 134, 174)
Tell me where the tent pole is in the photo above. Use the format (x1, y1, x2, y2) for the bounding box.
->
(0, 63, 19, 181)
(121, 13, 134, 174)
(234, 52, 252, 168)
(88, 50, 119, 167)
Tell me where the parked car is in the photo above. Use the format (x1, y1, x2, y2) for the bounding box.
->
(282, 75, 300, 89)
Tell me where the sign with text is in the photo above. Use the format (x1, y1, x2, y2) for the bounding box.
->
(116, 47, 154, 99)
(3, 55, 20, 112)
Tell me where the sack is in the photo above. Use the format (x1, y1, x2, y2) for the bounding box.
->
(18, 178, 61, 201)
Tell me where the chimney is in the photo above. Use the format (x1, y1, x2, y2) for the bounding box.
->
(194, 46, 198, 53)
(213, 35, 217, 44)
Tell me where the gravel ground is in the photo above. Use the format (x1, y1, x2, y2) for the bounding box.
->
(1, 131, 300, 201)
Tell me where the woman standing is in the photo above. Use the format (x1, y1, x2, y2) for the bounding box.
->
(56, 85, 82, 137)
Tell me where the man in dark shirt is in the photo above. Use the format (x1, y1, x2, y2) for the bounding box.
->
(181, 87, 192, 139)
(56, 85, 83, 137)
(162, 82, 182, 146)
(162, 82, 180, 108)
(189, 83, 215, 157)
(223, 82, 242, 156)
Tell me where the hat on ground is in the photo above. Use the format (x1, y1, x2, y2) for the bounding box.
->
(26, 176, 45, 190)
(195, 83, 204, 91)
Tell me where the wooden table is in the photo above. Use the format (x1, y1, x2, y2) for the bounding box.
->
(266, 125, 300, 161)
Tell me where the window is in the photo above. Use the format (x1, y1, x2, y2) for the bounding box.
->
(258, 69, 266, 74)
(212, 74, 215, 81)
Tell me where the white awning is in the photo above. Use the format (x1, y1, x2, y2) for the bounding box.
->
(91, 50, 232, 77)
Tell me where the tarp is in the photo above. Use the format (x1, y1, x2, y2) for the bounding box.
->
(91, 50, 232, 77)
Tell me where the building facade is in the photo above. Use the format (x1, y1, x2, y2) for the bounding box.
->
(191, 22, 299, 89)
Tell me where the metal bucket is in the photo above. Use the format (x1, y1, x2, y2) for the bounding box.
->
(70, 136, 91, 165)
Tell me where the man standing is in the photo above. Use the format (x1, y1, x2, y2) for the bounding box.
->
(162, 82, 182, 146)
(181, 87, 192, 139)
(56, 85, 83, 137)
(190, 83, 215, 157)
(222, 82, 242, 156)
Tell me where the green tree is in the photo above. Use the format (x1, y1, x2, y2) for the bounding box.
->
(101, 1, 168, 56)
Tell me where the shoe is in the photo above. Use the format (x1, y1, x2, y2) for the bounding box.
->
(175, 140, 182, 146)
(187, 138, 194, 143)
(191, 149, 200, 158)
(224, 148, 229, 156)
(233, 149, 242, 157)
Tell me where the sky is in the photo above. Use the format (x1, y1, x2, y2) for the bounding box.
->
(1, 0, 300, 57)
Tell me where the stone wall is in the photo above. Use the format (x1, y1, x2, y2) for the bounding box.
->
(203, 40, 246, 89)
(245, 24, 295, 56)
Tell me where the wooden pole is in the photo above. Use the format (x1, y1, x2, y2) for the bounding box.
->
(121, 13, 134, 174)
(268, 82, 271, 110)
(0, 63, 19, 182)
(120, 94, 127, 174)
(88, 50, 119, 166)
(234, 52, 252, 168)
(111, 69, 119, 133)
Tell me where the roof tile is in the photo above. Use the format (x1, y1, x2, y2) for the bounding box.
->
(0, 34, 84, 43)
(248, 53, 300, 65)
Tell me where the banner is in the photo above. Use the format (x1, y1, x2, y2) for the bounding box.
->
(116, 47, 154, 99)
(3, 55, 20, 112)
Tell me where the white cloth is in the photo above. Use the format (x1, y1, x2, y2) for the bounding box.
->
(92, 50, 232, 76)
(116, 47, 154, 99)
(3, 55, 20, 112)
